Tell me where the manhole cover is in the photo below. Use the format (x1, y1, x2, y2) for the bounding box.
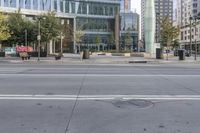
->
(112, 100, 154, 109)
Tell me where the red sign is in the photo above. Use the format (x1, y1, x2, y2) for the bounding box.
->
(16, 46, 33, 52)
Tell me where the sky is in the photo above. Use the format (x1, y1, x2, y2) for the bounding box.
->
(131, 0, 141, 15)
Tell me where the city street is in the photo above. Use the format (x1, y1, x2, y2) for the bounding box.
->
(0, 62, 200, 133)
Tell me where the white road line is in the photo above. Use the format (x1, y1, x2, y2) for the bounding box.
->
(0, 74, 200, 77)
(0, 95, 200, 100)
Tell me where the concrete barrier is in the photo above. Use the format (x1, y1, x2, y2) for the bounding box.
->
(124, 53, 131, 57)
(105, 53, 112, 56)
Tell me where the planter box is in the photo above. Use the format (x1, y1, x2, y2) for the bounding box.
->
(28, 52, 47, 57)
(131, 53, 144, 57)
(111, 53, 124, 56)
(55, 55, 61, 60)
(124, 53, 131, 57)
(105, 53, 112, 56)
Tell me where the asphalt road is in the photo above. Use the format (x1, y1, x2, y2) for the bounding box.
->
(0, 62, 200, 133)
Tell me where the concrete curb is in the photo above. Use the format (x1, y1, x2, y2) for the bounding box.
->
(1, 57, 200, 64)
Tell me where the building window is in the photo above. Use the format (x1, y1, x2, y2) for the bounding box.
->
(10, 0, 16, 7)
(33, 0, 38, 10)
(193, 3, 198, 8)
(60, 0, 64, 12)
(181, 32, 184, 40)
(25, 0, 31, 9)
(71, 2, 75, 13)
(193, 9, 197, 14)
(77, 2, 87, 14)
(19, 0, 24, 8)
(53, 0, 57, 11)
(4, 0, 9, 7)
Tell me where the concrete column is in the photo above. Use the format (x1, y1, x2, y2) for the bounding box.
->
(144, 0, 155, 56)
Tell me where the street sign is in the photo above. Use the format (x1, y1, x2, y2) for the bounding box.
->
(155, 43, 161, 48)
(37, 35, 41, 41)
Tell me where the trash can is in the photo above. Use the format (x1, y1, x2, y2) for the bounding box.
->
(178, 49, 185, 60)
(0, 52, 5, 57)
(83, 49, 90, 59)
(156, 48, 163, 59)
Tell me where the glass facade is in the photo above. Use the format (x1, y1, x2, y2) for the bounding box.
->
(121, 13, 139, 31)
(120, 12, 139, 50)
(76, 17, 115, 45)
(76, 18, 114, 32)
(0, 0, 119, 16)
(0, 0, 120, 53)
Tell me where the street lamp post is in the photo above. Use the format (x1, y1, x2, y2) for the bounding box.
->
(37, 18, 41, 61)
(60, 19, 65, 54)
(189, 15, 193, 56)
(194, 17, 197, 60)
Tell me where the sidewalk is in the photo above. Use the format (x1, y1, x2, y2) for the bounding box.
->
(0, 54, 200, 64)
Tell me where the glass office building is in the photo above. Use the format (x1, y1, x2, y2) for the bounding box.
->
(120, 0, 139, 51)
(0, 0, 120, 53)
(120, 12, 139, 51)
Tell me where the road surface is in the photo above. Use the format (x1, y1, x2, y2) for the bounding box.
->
(0, 62, 200, 133)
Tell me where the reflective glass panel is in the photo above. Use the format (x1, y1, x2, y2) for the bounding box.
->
(10, 0, 16, 7)
(25, 0, 31, 9)
(33, 0, 38, 10)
